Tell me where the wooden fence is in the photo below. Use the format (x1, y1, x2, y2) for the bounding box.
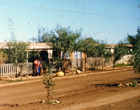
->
(0, 63, 33, 77)
(71, 57, 113, 69)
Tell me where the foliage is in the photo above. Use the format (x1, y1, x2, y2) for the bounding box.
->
(7, 41, 29, 79)
(38, 27, 51, 43)
(127, 27, 140, 74)
(77, 38, 109, 70)
(29, 27, 51, 43)
(51, 56, 63, 71)
(32, 25, 81, 58)
(115, 63, 134, 67)
(36, 25, 81, 75)
(50, 25, 81, 56)
(127, 27, 140, 50)
(77, 37, 97, 57)
(133, 41, 140, 74)
(114, 42, 127, 62)
(112, 41, 128, 69)
(28, 49, 39, 62)
(43, 64, 55, 102)
(47, 100, 55, 104)
(102, 50, 112, 61)
(95, 41, 106, 57)
(132, 79, 138, 87)
(7, 79, 25, 83)
(0, 49, 7, 66)
(102, 49, 112, 67)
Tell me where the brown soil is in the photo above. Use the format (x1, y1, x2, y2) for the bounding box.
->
(0, 67, 140, 110)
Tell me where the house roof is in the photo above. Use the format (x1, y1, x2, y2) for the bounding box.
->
(28, 43, 53, 51)
(0, 42, 53, 51)
(0, 42, 133, 51)
(0, 42, 8, 49)
(106, 44, 133, 48)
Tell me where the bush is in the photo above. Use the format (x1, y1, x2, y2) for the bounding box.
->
(132, 79, 138, 87)
(43, 65, 55, 102)
(115, 63, 134, 67)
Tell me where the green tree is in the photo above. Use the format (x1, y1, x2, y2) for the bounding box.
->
(50, 25, 81, 56)
(76, 37, 97, 57)
(38, 27, 51, 43)
(33, 24, 81, 55)
(133, 41, 140, 74)
(127, 27, 140, 50)
(7, 41, 29, 79)
(29, 27, 51, 43)
(50, 25, 81, 75)
(76, 37, 98, 71)
(28, 49, 39, 62)
(43, 64, 55, 103)
(127, 27, 140, 74)
(112, 41, 128, 70)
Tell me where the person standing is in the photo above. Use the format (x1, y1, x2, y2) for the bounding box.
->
(34, 58, 39, 76)
(39, 57, 44, 75)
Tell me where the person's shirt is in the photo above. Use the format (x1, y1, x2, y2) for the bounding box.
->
(34, 60, 39, 67)
(39, 60, 43, 67)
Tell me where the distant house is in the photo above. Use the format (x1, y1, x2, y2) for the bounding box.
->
(106, 44, 133, 54)
(0, 42, 133, 61)
(0, 42, 53, 62)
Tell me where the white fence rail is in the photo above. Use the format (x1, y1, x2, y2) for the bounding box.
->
(0, 63, 33, 77)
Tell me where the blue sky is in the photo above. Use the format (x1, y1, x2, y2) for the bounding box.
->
(0, 0, 140, 44)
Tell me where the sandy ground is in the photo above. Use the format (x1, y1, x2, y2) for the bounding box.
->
(0, 67, 140, 110)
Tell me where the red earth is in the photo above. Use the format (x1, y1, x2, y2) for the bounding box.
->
(0, 66, 140, 110)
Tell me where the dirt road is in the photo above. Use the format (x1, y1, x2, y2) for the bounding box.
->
(0, 69, 140, 110)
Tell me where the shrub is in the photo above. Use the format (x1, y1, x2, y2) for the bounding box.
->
(43, 65, 55, 102)
(132, 79, 138, 87)
(115, 63, 134, 67)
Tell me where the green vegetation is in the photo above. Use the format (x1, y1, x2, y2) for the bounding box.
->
(115, 63, 134, 67)
(112, 41, 128, 70)
(127, 27, 140, 74)
(7, 41, 29, 79)
(43, 64, 55, 102)
(47, 100, 55, 105)
(50, 25, 81, 57)
(76, 37, 97, 57)
(132, 79, 138, 87)
(7, 79, 25, 83)
(127, 28, 140, 50)
(36, 24, 81, 75)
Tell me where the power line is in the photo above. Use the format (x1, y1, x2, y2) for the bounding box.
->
(0, 2, 140, 20)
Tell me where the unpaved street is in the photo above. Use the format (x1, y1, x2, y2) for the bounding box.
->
(0, 69, 140, 110)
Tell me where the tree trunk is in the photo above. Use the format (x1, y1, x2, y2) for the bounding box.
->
(101, 57, 103, 71)
(20, 71, 22, 80)
(113, 60, 115, 70)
